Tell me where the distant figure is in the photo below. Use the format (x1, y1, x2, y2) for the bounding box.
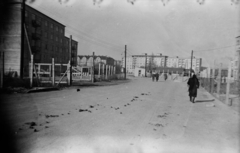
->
(187, 74, 199, 103)
(152, 71, 156, 81)
(164, 73, 168, 81)
(156, 72, 159, 82)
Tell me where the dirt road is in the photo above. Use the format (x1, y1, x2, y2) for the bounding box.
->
(1, 77, 239, 153)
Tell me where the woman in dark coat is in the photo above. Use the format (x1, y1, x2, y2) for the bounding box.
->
(155, 72, 159, 81)
(187, 74, 199, 103)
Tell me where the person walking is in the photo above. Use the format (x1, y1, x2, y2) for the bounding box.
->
(152, 71, 156, 82)
(156, 72, 159, 82)
(187, 74, 199, 103)
(164, 73, 168, 81)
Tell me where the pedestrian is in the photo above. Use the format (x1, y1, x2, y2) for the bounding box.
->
(187, 74, 199, 103)
(156, 72, 159, 82)
(152, 71, 156, 81)
(164, 73, 167, 81)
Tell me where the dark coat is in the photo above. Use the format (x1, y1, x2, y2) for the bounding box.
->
(187, 76, 199, 97)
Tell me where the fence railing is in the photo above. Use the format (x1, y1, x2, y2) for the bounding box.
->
(199, 77, 239, 106)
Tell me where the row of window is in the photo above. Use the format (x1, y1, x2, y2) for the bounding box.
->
(25, 11, 64, 34)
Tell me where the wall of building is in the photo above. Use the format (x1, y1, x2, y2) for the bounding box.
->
(0, 1, 22, 76)
(78, 55, 115, 67)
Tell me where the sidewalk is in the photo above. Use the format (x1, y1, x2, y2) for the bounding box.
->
(172, 86, 240, 153)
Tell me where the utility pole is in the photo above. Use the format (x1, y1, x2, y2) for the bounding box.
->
(20, 0, 26, 78)
(92, 52, 95, 83)
(145, 53, 147, 77)
(124, 45, 127, 80)
(237, 36, 240, 96)
(190, 50, 193, 77)
(69, 35, 72, 85)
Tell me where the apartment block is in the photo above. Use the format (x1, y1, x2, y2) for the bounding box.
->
(23, 5, 78, 76)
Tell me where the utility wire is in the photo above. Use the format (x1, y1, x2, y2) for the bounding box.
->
(34, 6, 124, 52)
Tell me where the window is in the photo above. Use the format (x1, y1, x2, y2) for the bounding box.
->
(45, 44, 48, 50)
(50, 34, 53, 40)
(56, 26, 58, 32)
(44, 32, 47, 38)
(56, 36, 58, 42)
(25, 11, 28, 17)
(32, 14, 36, 20)
(50, 23, 53, 29)
(60, 38, 62, 43)
(45, 20, 48, 26)
(60, 28, 63, 33)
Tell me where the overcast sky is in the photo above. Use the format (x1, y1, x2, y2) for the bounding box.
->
(27, 0, 239, 67)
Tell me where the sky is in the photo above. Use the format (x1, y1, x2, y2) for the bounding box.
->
(27, 0, 239, 67)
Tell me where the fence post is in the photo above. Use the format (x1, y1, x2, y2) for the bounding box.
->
(108, 65, 111, 79)
(106, 65, 108, 80)
(226, 61, 232, 105)
(102, 64, 105, 80)
(52, 58, 55, 86)
(67, 61, 70, 85)
(207, 67, 211, 92)
(111, 66, 113, 78)
(38, 64, 40, 74)
(211, 66, 215, 94)
(30, 55, 33, 88)
(217, 63, 222, 98)
(98, 63, 101, 80)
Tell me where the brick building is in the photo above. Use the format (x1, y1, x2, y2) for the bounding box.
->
(23, 5, 78, 76)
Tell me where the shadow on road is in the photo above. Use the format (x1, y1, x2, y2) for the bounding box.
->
(195, 99, 215, 103)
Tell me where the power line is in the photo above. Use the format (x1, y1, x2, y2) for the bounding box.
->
(34, 6, 124, 52)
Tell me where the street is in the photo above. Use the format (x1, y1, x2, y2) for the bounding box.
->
(1, 77, 239, 153)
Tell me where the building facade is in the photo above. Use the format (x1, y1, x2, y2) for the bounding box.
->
(23, 5, 78, 76)
(78, 55, 115, 67)
(122, 54, 202, 74)
(0, 2, 78, 77)
(0, 0, 23, 76)
(122, 55, 168, 73)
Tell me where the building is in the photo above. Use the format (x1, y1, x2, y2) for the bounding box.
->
(123, 54, 201, 74)
(0, 0, 23, 76)
(122, 54, 168, 74)
(78, 55, 115, 67)
(64, 36, 78, 66)
(166, 56, 179, 68)
(23, 5, 78, 76)
(0, 2, 78, 77)
(231, 53, 239, 80)
(178, 57, 202, 73)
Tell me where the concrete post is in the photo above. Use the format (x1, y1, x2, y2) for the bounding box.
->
(98, 63, 101, 80)
(102, 64, 105, 80)
(38, 64, 40, 75)
(67, 61, 70, 85)
(106, 65, 108, 80)
(226, 61, 232, 105)
(211, 66, 215, 94)
(52, 58, 55, 86)
(207, 67, 211, 92)
(217, 63, 222, 98)
(30, 55, 33, 88)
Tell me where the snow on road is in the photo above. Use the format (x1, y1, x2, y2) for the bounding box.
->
(1, 77, 239, 153)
